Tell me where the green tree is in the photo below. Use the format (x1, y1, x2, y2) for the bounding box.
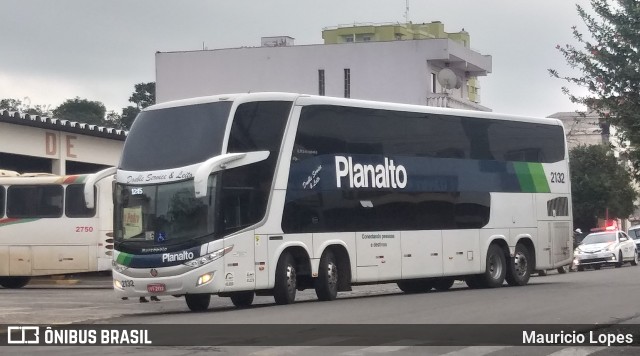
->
(550, 0, 640, 179)
(0, 98, 51, 116)
(129, 82, 155, 109)
(52, 97, 106, 126)
(570, 144, 636, 230)
(114, 82, 155, 130)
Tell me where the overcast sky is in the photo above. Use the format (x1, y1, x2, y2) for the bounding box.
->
(0, 0, 593, 118)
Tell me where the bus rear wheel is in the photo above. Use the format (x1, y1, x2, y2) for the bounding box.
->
(0, 277, 31, 289)
(230, 291, 254, 308)
(478, 244, 506, 288)
(315, 250, 338, 301)
(506, 243, 532, 286)
(185, 294, 211, 312)
(273, 252, 297, 305)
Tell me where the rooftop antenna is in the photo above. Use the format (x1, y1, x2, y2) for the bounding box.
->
(404, 0, 410, 24)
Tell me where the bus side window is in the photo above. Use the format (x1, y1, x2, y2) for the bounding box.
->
(66, 184, 97, 218)
(7, 185, 63, 218)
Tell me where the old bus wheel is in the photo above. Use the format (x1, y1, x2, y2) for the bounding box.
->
(480, 244, 506, 288)
(0, 277, 31, 289)
(505, 244, 532, 286)
(185, 294, 211, 312)
(315, 250, 339, 301)
(274, 252, 297, 305)
(230, 291, 255, 308)
(433, 278, 455, 291)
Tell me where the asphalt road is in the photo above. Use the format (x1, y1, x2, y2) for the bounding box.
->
(1, 264, 640, 355)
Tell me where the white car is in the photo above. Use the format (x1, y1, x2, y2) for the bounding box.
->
(573, 230, 638, 271)
(628, 225, 640, 256)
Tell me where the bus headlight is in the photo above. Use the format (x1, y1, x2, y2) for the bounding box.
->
(196, 272, 214, 286)
(184, 245, 233, 268)
(112, 260, 128, 273)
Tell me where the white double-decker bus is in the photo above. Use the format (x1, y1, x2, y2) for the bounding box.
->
(108, 93, 572, 311)
(0, 169, 115, 288)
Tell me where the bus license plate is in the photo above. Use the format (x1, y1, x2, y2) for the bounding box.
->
(147, 283, 165, 293)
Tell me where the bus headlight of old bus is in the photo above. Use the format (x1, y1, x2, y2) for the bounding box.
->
(112, 260, 128, 273)
(184, 245, 233, 268)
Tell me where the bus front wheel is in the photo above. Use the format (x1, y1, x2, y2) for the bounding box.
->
(273, 252, 297, 305)
(505, 244, 532, 286)
(0, 277, 31, 289)
(315, 250, 338, 301)
(230, 291, 254, 308)
(185, 294, 211, 312)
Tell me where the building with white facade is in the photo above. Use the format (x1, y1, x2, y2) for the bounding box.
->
(156, 23, 492, 111)
(0, 111, 125, 175)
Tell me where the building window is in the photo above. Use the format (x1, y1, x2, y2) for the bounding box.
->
(431, 72, 437, 93)
(363, 36, 371, 42)
(344, 68, 351, 98)
(344, 36, 354, 43)
(318, 69, 325, 96)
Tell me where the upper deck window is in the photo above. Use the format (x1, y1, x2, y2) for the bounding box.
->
(119, 101, 232, 171)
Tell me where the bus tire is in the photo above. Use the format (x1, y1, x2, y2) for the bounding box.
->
(315, 250, 338, 301)
(397, 279, 433, 293)
(557, 266, 569, 274)
(479, 244, 506, 288)
(0, 277, 31, 289)
(185, 294, 211, 312)
(230, 291, 254, 308)
(273, 252, 297, 305)
(505, 243, 532, 286)
(433, 277, 455, 291)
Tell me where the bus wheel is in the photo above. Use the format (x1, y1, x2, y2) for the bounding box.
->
(230, 291, 254, 308)
(0, 277, 31, 289)
(480, 244, 506, 288)
(185, 294, 211, 312)
(433, 278, 455, 291)
(557, 266, 569, 274)
(274, 252, 297, 305)
(315, 250, 338, 301)
(505, 244, 532, 286)
(397, 279, 433, 293)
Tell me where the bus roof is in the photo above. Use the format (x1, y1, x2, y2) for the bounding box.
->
(0, 173, 94, 185)
(143, 92, 563, 127)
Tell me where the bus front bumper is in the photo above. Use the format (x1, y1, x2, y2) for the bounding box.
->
(112, 266, 223, 297)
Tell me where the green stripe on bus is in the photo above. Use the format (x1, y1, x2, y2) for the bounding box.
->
(0, 218, 41, 227)
(513, 162, 535, 192)
(528, 163, 550, 193)
(116, 252, 133, 266)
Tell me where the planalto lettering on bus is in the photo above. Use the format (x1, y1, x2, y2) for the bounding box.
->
(110, 92, 572, 312)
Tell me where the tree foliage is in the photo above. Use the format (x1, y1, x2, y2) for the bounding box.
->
(52, 97, 107, 126)
(0, 98, 51, 116)
(550, 0, 640, 179)
(129, 82, 155, 110)
(570, 144, 636, 230)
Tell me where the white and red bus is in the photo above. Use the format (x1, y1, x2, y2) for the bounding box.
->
(0, 169, 114, 288)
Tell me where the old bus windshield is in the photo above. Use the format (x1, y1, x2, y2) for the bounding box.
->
(119, 101, 232, 171)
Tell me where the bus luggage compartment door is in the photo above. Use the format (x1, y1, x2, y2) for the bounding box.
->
(9, 246, 32, 276)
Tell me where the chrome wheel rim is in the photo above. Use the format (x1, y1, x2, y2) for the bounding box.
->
(488, 254, 502, 280)
(514, 252, 528, 277)
(327, 261, 338, 290)
(286, 265, 296, 296)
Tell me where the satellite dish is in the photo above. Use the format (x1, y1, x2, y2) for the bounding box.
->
(437, 68, 462, 90)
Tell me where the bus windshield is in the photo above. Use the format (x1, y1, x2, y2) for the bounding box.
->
(119, 101, 232, 171)
(114, 176, 218, 247)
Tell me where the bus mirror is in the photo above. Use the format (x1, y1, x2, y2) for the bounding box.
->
(84, 167, 117, 209)
(194, 151, 270, 198)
